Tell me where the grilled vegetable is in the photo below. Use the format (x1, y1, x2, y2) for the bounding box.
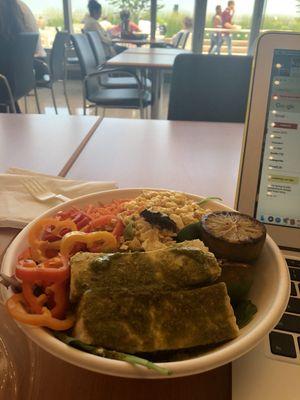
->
(140, 209, 177, 232)
(201, 211, 266, 262)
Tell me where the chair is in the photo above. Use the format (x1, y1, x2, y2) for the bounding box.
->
(0, 33, 39, 113)
(35, 30, 72, 114)
(177, 31, 190, 49)
(86, 31, 151, 90)
(168, 54, 253, 122)
(71, 33, 151, 117)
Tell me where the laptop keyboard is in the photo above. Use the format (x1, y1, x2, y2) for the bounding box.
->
(268, 258, 300, 363)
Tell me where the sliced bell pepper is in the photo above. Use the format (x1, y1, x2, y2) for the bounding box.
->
(60, 231, 117, 257)
(6, 293, 74, 330)
(112, 220, 125, 239)
(22, 282, 47, 314)
(16, 256, 70, 285)
(45, 281, 69, 319)
(28, 218, 77, 262)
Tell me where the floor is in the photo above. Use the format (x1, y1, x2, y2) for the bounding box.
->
(19, 79, 171, 119)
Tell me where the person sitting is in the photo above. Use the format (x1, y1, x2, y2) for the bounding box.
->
(171, 17, 193, 48)
(109, 10, 141, 39)
(221, 1, 241, 55)
(83, 0, 126, 57)
(18, 0, 46, 59)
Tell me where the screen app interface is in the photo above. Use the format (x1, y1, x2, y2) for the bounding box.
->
(256, 49, 300, 228)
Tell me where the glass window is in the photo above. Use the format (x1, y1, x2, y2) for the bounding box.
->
(204, 0, 255, 55)
(22, 0, 64, 49)
(157, 1, 194, 50)
(72, 0, 150, 36)
(261, 0, 300, 33)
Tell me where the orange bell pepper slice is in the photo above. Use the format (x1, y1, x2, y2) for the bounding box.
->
(16, 256, 70, 285)
(45, 281, 69, 319)
(6, 293, 74, 330)
(60, 231, 117, 257)
(28, 218, 77, 262)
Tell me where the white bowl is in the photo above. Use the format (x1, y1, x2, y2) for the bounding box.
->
(1, 188, 290, 379)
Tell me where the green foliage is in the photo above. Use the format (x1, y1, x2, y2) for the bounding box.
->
(42, 8, 64, 28)
(157, 11, 192, 37)
(108, 0, 151, 21)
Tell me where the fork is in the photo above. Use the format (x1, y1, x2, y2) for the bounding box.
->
(22, 178, 70, 203)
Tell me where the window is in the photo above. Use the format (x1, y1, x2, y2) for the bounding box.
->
(204, 0, 255, 55)
(72, 0, 150, 36)
(23, 0, 64, 49)
(157, 1, 194, 50)
(261, 0, 300, 33)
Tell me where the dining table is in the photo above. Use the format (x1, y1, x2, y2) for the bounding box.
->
(0, 114, 245, 400)
(106, 48, 190, 119)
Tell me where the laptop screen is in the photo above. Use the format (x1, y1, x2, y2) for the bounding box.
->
(255, 49, 300, 230)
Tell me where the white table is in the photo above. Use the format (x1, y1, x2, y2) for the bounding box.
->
(1, 115, 245, 400)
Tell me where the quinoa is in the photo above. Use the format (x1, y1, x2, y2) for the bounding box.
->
(118, 190, 210, 251)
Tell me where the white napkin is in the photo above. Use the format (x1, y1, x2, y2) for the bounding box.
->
(0, 168, 117, 229)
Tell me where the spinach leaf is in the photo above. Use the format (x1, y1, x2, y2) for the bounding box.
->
(198, 197, 223, 206)
(54, 332, 172, 376)
(176, 222, 202, 242)
(234, 300, 257, 328)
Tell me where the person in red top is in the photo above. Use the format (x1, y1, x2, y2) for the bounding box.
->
(110, 10, 141, 38)
(221, 1, 239, 55)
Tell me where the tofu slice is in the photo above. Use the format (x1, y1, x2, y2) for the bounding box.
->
(73, 282, 239, 353)
(70, 241, 221, 303)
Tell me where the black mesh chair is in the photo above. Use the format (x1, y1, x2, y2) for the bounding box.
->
(0, 33, 39, 113)
(35, 30, 72, 114)
(168, 54, 253, 122)
(71, 33, 151, 117)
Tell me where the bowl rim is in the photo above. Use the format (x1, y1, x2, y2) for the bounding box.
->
(1, 188, 290, 379)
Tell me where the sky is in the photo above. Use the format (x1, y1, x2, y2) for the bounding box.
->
(25, 0, 298, 16)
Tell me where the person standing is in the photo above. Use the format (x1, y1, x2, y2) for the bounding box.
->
(208, 5, 222, 55)
(221, 1, 239, 55)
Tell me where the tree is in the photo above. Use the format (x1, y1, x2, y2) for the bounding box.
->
(297, 0, 300, 14)
(108, 0, 151, 20)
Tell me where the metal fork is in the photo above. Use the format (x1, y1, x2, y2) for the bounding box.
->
(22, 178, 70, 203)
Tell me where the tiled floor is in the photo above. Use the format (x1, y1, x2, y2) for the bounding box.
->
(19, 79, 171, 119)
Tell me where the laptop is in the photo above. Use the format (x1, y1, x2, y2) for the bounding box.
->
(232, 32, 300, 400)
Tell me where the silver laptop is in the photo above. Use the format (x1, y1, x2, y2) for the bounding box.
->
(233, 32, 300, 400)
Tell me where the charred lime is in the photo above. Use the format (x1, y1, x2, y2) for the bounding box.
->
(201, 211, 266, 262)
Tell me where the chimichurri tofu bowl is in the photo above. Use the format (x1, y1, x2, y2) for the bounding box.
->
(0, 189, 290, 378)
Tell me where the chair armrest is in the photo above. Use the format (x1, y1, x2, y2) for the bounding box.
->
(0, 74, 16, 113)
(84, 68, 143, 91)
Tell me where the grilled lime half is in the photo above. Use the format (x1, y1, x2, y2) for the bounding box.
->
(201, 211, 266, 262)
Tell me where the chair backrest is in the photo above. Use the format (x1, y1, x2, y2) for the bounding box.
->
(168, 54, 253, 122)
(173, 31, 183, 48)
(178, 31, 190, 49)
(0, 32, 38, 103)
(86, 31, 107, 67)
(50, 30, 70, 81)
(71, 33, 99, 96)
